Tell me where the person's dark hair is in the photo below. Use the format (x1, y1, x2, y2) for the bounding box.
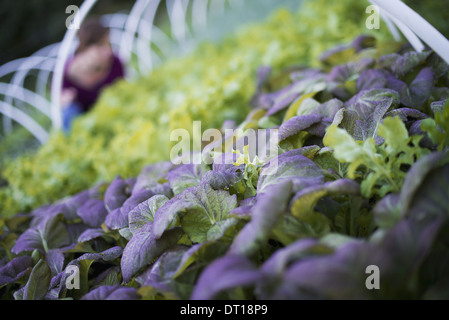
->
(76, 17, 109, 55)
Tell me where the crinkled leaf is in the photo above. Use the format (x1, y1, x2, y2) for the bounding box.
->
(257, 151, 324, 194)
(121, 189, 157, 218)
(391, 51, 431, 78)
(200, 166, 243, 191)
(385, 108, 428, 124)
(132, 162, 173, 194)
(324, 117, 428, 198)
(389, 68, 434, 110)
(328, 58, 375, 83)
(167, 163, 210, 195)
(206, 217, 245, 243)
(128, 195, 169, 235)
(153, 184, 237, 243)
(306, 98, 344, 119)
(121, 225, 184, 283)
(266, 77, 326, 117)
(343, 88, 400, 142)
(356, 69, 387, 92)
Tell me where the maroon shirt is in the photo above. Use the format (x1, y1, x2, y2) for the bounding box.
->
(62, 54, 125, 112)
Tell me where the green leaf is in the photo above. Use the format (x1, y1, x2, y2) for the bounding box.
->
(324, 117, 429, 198)
(421, 99, 449, 151)
(23, 259, 52, 300)
(153, 184, 237, 243)
(128, 195, 169, 235)
(289, 179, 361, 219)
(41, 214, 71, 251)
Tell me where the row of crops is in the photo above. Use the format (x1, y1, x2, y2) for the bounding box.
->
(0, 0, 448, 300)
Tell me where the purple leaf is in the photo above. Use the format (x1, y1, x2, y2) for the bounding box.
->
(386, 68, 435, 109)
(152, 184, 237, 242)
(229, 180, 293, 256)
(11, 228, 42, 254)
(191, 255, 261, 300)
(0, 256, 33, 286)
(356, 69, 387, 92)
(77, 228, 105, 243)
(311, 98, 344, 119)
(81, 285, 140, 300)
(45, 249, 65, 276)
(77, 199, 108, 228)
(128, 195, 169, 235)
(200, 166, 243, 191)
(278, 114, 323, 141)
(65, 190, 90, 212)
(328, 58, 375, 83)
(77, 246, 123, 263)
(104, 176, 131, 212)
(167, 163, 210, 195)
(105, 207, 128, 231)
(391, 51, 431, 78)
(343, 88, 400, 141)
(351, 35, 376, 53)
(265, 82, 306, 116)
(230, 196, 257, 218)
(257, 151, 324, 194)
(121, 189, 157, 218)
(132, 162, 174, 195)
(121, 226, 184, 283)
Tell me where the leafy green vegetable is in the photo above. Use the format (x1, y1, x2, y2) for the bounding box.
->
(324, 116, 429, 198)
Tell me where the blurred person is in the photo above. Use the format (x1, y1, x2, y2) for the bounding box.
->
(61, 17, 125, 132)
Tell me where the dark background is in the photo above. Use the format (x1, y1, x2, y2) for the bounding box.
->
(0, 0, 135, 65)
